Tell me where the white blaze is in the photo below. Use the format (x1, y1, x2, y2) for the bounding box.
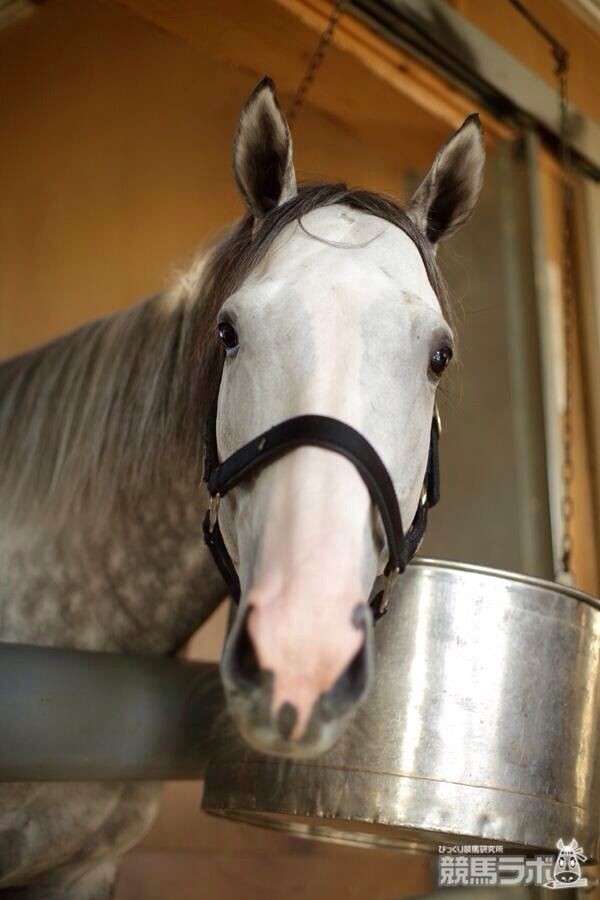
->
(217, 205, 447, 739)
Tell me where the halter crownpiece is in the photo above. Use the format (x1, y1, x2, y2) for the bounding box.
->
(202, 406, 441, 622)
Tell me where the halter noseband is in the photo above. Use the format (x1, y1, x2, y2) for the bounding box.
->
(202, 406, 441, 622)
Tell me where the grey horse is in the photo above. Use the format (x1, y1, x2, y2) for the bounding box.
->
(0, 78, 484, 897)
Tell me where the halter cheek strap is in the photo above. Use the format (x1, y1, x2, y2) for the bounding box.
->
(202, 406, 440, 622)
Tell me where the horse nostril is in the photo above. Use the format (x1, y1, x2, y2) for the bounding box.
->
(237, 625, 261, 684)
(319, 626, 371, 722)
(223, 606, 262, 688)
(277, 701, 298, 739)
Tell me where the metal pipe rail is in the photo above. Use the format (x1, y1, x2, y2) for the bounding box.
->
(0, 643, 224, 781)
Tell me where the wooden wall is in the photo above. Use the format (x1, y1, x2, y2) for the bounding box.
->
(0, 0, 451, 359)
(538, 166, 600, 589)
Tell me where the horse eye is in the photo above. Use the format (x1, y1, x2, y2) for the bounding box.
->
(430, 345, 453, 378)
(218, 321, 239, 352)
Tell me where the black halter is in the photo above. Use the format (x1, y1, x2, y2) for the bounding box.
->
(202, 405, 440, 622)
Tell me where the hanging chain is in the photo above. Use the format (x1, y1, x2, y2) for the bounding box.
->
(556, 48, 576, 580)
(287, 0, 347, 126)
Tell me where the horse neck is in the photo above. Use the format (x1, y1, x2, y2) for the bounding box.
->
(0, 293, 225, 653)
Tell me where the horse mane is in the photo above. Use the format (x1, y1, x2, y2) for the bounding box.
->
(0, 183, 450, 528)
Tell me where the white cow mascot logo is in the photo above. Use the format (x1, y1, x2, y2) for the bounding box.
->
(546, 838, 588, 889)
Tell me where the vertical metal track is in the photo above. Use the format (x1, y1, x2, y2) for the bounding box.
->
(498, 137, 554, 578)
(524, 130, 564, 577)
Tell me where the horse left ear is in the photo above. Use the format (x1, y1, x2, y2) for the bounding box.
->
(232, 77, 297, 221)
(407, 114, 485, 246)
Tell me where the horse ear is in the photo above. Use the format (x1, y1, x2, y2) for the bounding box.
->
(232, 77, 297, 221)
(407, 114, 485, 246)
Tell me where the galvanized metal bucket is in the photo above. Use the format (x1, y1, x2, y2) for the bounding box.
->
(202, 559, 600, 858)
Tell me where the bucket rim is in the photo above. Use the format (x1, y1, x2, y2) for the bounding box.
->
(412, 557, 600, 612)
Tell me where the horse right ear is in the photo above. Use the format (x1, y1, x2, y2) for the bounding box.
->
(407, 114, 485, 246)
(232, 77, 297, 222)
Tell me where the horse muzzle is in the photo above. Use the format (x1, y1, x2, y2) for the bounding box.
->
(219, 601, 374, 758)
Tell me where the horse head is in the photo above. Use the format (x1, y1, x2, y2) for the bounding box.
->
(216, 78, 485, 757)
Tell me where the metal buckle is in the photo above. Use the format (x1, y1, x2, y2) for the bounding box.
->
(434, 403, 442, 436)
(208, 493, 221, 532)
(378, 567, 400, 616)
